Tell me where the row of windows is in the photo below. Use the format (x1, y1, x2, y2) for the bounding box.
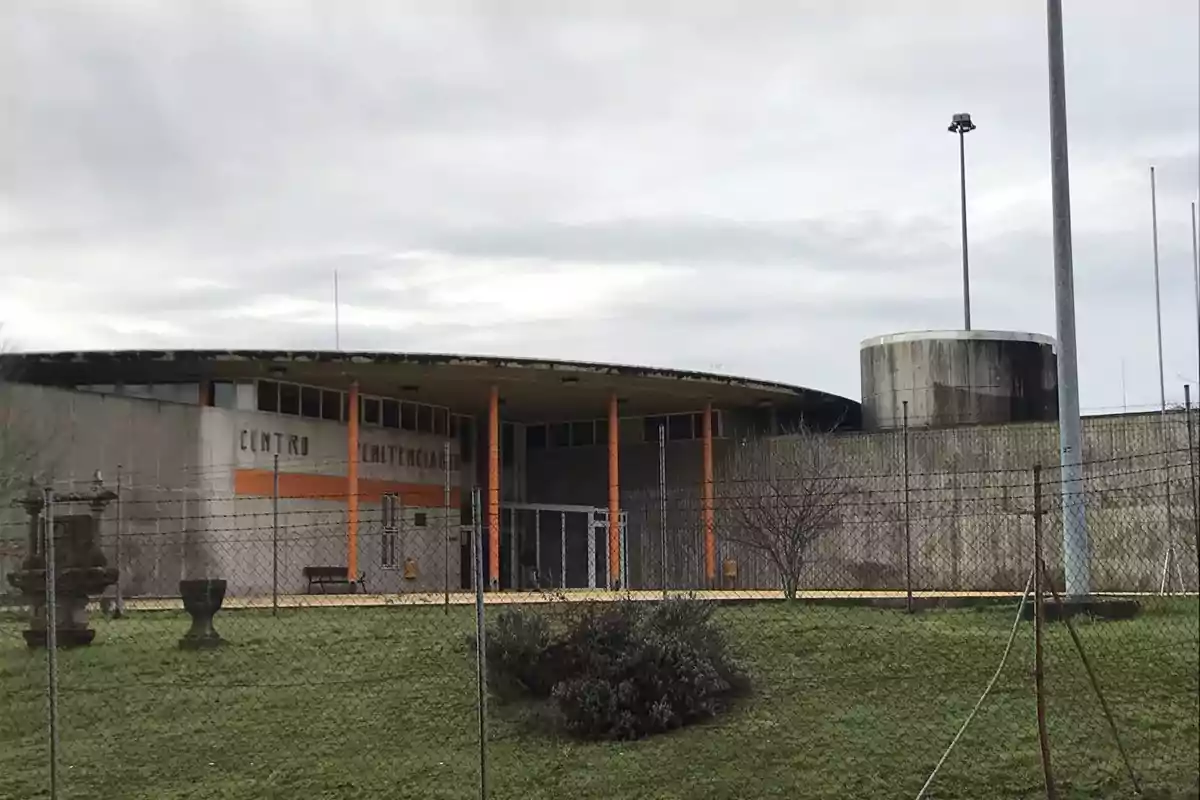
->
(526, 410, 725, 450)
(78, 383, 207, 405)
(255, 380, 468, 438)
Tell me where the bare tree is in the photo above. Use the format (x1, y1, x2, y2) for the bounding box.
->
(718, 424, 851, 599)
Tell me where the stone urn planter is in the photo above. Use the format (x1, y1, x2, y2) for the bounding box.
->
(7, 480, 119, 648)
(179, 578, 226, 650)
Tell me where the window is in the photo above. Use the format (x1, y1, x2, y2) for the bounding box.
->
(549, 422, 570, 448)
(414, 512, 427, 528)
(362, 397, 381, 426)
(417, 404, 434, 434)
(382, 494, 399, 568)
(257, 381, 279, 412)
(501, 422, 515, 467)
(382, 531, 397, 567)
(643, 415, 667, 444)
(400, 402, 417, 431)
(450, 415, 460, 438)
(459, 417, 475, 463)
(571, 420, 595, 447)
(434, 408, 449, 437)
(526, 424, 547, 451)
(213, 382, 237, 409)
(668, 413, 694, 441)
(595, 418, 609, 445)
(300, 386, 321, 418)
(321, 390, 341, 421)
(279, 383, 300, 415)
(382, 399, 400, 429)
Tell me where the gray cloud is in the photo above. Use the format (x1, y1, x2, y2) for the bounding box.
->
(1, 0, 1198, 414)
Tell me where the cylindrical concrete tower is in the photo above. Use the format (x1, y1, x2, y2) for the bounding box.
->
(860, 330, 1058, 431)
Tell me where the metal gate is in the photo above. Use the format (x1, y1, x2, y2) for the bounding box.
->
(503, 503, 627, 590)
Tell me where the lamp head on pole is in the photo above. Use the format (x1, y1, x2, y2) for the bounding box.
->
(948, 112, 976, 134)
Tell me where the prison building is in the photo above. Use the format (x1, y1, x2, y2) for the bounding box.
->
(0, 349, 858, 598)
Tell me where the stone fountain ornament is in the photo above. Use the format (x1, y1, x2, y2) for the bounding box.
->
(7, 476, 119, 648)
(178, 577, 227, 650)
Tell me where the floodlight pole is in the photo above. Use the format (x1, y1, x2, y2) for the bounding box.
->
(949, 112, 976, 331)
(1046, 0, 1090, 598)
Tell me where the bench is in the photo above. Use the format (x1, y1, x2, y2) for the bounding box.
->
(302, 566, 366, 594)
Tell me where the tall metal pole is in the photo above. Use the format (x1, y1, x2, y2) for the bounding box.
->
(1121, 360, 1128, 414)
(1046, 0, 1090, 598)
(1194, 205, 1200, 591)
(658, 423, 667, 599)
(1192, 202, 1199, 400)
(958, 129, 972, 330)
(333, 269, 341, 351)
(1151, 167, 1174, 557)
(1152, 168, 1167, 415)
(903, 401, 913, 613)
(44, 487, 60, 800)
(272, 454, 279, 617)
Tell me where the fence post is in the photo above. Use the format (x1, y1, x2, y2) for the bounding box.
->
(1186, 385, 1198, 592)
(658, 423, 667, 599)
(444, 440, 451, 612)
(43, 486, 60, 800)
(903, 400, 912, 613)
(114, 464, 124, 619)
(471, 486, 489, 800)
(1032, 465, 1058, 800)
(272, 454, 279, 617)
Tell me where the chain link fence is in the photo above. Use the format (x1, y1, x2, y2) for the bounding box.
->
(2, 418, 1198, 800)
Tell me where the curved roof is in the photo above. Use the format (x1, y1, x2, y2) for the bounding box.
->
(1, 349, 859, 425)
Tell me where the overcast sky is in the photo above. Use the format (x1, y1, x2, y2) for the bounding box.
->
(1, 1, 1198, 413)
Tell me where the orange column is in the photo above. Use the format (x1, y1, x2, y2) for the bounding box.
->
(347, 381, 360, 580)
(702, 402, 715, 585)
(488, 385, 500, 589)
(608, 393, 621, 588)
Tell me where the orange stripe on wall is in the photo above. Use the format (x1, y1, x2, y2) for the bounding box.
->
(234, 469, 460, 509)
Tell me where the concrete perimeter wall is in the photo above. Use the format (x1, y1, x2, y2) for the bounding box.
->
(529, 411, 1198, 594)
(810, 412, 1194, 593)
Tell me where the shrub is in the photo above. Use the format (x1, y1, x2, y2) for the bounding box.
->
(482, 597, 749, 740)
(483, 608, 552, 699)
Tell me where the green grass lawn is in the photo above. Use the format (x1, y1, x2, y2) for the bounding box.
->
(1, 598, 1197, 800)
